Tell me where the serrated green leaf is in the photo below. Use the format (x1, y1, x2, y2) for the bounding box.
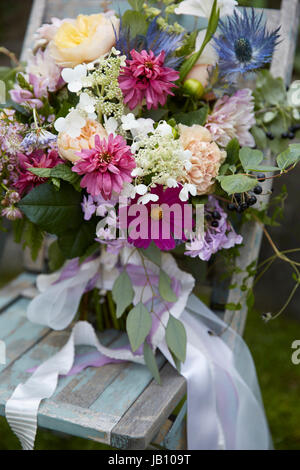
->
(50, 164, 81, 189)
(277, 144, 300, 170)
(174, 106, 208, 127)
(128, 0, 144, 11)
(159, 270, 177, 303)
(18, 182, 82, 235)
(143, 342, 161, 384)
(28, 167, 51, 178)
(127, 302, 152, 352)
(166, 315, 187, 363)
(112, 271, 134, 319)
(218, 174, 257, 195)
(239, 147, 263, 172)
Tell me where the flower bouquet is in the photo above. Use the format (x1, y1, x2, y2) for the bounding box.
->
(1, 0, 300, 383)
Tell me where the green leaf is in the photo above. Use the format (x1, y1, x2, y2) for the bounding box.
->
(50, 164, 81, 190)
(28, 167, 51, 178)
(179, 0, 219, 80)
(251, 126, 267, 150)
(140, 243, 161, 266)
(255, 70, 286, 106)
(127, 303, 152, 352)
(249, 165, 280, 172)
(239, 147, 263, 172)
(112, 271, 134, 319)
(48, 240, 66, 272)
(128, 0, 144, 11)
(166, 315, 187, 363)
(57, 221, 97, 259)
(159, 270, 177, 303)
(277, 144, 300, 171)
(217, 174, 257, 195)
(23, 222, 44, 261)
(225, 138, 240, 165)
(143, 342, 161, 384)
(18, 182, 82, 235)
(174, 106, 208, 126)
(122, 10, 148, 38)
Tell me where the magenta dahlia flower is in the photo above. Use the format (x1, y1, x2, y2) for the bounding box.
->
(15, 149, 62, 196)
(72, 134, 136, 200)
(119, 50, 179, 110)
(119, 185, 193, 251)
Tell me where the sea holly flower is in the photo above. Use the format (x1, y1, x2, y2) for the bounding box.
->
(205, 88, 256, 147)
(21, 129, 57, 152)
(119, 50, 179, 110)
(72, 134, 136, 200)
(175, 0, 238, 18)
(213, 8, 280, 81)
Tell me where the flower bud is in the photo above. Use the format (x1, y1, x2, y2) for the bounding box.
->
(183, 79, 205, 99)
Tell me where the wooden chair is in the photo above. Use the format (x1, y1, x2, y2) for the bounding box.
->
(0, 0, 298, 450)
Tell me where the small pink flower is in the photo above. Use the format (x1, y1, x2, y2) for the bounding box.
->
(72, 134, 136, 200)
(9, 86, 43, 109)
(15, 149, 62, 196)
(119, 50, 179, 110)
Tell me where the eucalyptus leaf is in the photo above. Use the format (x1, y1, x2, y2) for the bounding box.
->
(143, 342, 161, 384)
(127, 303, 152, 352)
(166, 315, 187, 363)
(159, 270, 177, 303)
(112, 271, 134, 319)
(140, 243, 161, 266)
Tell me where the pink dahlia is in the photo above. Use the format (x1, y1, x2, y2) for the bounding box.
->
(205, 88, 256, 148)
(72, 134, 136, 200)
(119, 50, 179, 110)
(15, 149, 62, 196)
(119, 185, 193, 251)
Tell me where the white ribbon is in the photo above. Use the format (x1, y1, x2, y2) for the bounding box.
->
(5, 294, 271, 451)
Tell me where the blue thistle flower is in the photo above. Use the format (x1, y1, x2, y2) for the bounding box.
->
(213, 8, 280, 81)
(116, 18, 184, 69)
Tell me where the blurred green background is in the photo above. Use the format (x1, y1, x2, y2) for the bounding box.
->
(0, 0, 300, 450)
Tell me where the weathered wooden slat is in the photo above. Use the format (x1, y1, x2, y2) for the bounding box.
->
(223, 1, 299, 334)
(0, 273, 36, 313)
(110, 362, 186, 450)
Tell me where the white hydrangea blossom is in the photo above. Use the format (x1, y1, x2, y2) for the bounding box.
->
(121, 114, 155, 138)
(54, 109, 86, 138)
(61, 64, 88, 93)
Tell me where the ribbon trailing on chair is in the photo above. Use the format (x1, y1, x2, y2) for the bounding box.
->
(5, 251, 272, 450)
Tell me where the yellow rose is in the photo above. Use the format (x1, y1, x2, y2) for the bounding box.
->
(50, 14, 119, 67)
(57, 119, 108, 163)
(179, 124, 226, 195)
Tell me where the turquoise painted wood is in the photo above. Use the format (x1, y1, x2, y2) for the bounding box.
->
(0, 274, 186, 449)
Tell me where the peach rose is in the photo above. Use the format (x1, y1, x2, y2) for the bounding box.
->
(57, 119, 108, 163)
(179, 124, 226, 195)
(49, 14, 119, 68)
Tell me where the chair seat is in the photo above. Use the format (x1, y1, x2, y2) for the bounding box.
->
(0, 274, 186, 449)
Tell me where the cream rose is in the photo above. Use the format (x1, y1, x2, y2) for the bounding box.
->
(49, 14, 119, 68)
(57, 119, 108, 163)
(179, 124, 226, 195)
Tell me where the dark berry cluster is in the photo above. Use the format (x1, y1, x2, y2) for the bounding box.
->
(266, 124, 300, 141)
(205, 210, 221, 228)
(227, 174, 265, 212)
